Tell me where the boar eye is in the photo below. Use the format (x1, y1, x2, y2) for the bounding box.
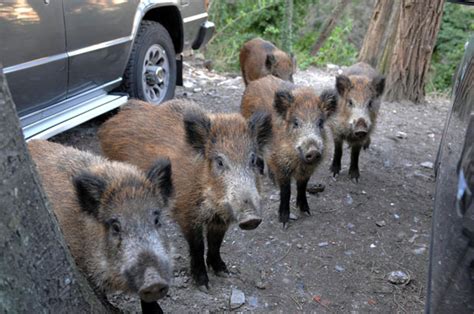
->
(215, 156, 225, 169)
(367, 100, 373, 109)
(250, 152, 257, 166)
(109, 219, 121, 234)
(292, 118, 300, 129)
(153, 210, 162, 227)
(348, 100, 354, 107)
(317, 118, 324, 129)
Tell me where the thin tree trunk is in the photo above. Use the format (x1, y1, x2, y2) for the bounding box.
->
(358, 0, 397, 68)
(0, 68, 114, 313)
(281, 0, 293, 53)
(377, 3, 401, 75)
(310, 0, 351, 56)
(385, 0, 445, 103)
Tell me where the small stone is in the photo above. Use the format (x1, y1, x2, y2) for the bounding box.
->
(307, 183, 325, 194)
(335, 265, 345, 272)
(396, 131, 407, 139)
(318, 241, 329, 247)
(347, 223, 355, 229)
(269, 194, 279, 201)
(345, 194, 353, 205)
(248, 296, 258, 307)
(289, 213, 298, 220)
(344, 250, 354, 256)
(230, 288, 245, 309)
(384, 159, 391, 168)
(370, 243, 376, 248)
(255, 281, 266, 289)
(375, 220, 386, 227)
(396, 231, 407, 242)
(326, 63, 339, 70)
(361, 190, 367, 195)
(394, 214, 400, 219)
(387, 271, 410, 285)
(296, 243, 303, 249)
(421, 161, 434, 169)
(193, 87, 202, 92)
(183, 81, 194, 89)
(412, 247, 427, 255)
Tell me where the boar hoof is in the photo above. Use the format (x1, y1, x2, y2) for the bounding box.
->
(216, 270, 230, 278)
(349, 168, 360, 182)
(194, 273, 210, 290)
(302, 209, 311, 217)
(330, 164, 341, 177)
(207, 257, 229, 276)
(197, 284, 210, 293)
(282, 222, 290, 230)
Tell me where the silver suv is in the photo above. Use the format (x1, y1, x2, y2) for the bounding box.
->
(0, 0, 214, 140)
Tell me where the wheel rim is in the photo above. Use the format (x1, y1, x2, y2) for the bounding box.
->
(142, 44, 170, 104)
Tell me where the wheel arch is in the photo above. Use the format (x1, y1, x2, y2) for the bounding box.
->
(142, 5, 184, 54)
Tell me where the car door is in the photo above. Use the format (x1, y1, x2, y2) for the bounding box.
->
(63, 0, 138, 98)
(0, 0, 67, 116)
(179, 0, 207, 49)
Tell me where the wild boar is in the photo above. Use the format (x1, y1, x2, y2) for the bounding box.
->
(329, 62, 385, 181)
(241, 76, 338, 228)
(98, 99, 272, 289)
(28, 140, 173, 304)
(240, 37, 296, 86)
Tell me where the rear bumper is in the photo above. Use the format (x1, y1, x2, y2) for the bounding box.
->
(192, 21, 215, 50)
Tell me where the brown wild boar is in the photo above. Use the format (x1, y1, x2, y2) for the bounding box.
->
(98, 99, 272, 289)
(240, 37, 296, 86)
(329, 62, 385, 181)
(28, 140, 173, 304)
(241, 76, 338, 228)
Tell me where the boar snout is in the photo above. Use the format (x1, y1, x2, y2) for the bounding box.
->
(353, 118, 369, 138)
(139, 267, 169, 302)
(236, 194, 262, 230)
(297, 145, 322, 164)
(238, 214, 262, 230)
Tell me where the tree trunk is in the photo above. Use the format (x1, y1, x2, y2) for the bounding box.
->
(281, 0, 293, 53)
(0, 68, 114, 313)
(310, 0, 351, 56)
(385, 0, 445, 103)
(358, 0, 397, 68)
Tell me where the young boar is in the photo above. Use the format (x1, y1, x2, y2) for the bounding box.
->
(240, 37, 296, 86)
(98, 99, 272, 289)
(28, 140, 173, 304)
(241, 76, 338, 228)
(329, 62, 385, 181)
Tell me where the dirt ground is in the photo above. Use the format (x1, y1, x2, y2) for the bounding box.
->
(52, 61, 450, 313)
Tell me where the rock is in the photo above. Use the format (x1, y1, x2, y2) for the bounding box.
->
(183, 80, 194, 89)
(347, 223, 355, 229)
(307, 183, 325, 194)
(370, 243, 376, 248)
(289, 213, 298, 220)
(318, 241, 329, 247)
(296, 243, 303, 249)
(230, 288, 245, 309)
(255, 281, 266, 290)
(387, 271, 410, 285)
(420, 161, 434, 169)
(345, 194, 353, 205)
(193, 87, 202, 92)
(396, 131, 407, 139)
(248, 296, 258, 307)
(412, 247, 427, 255)
(326, 63, 339, 70)
(396, 231, 407, 242)
(335, 265, 345, 272)
(375, 220, 386, 227)
(393, 214, 400, 219)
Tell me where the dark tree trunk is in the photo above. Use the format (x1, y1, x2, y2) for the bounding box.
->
(385, 0, 445, 103)
(0, 68, 114, 313)
(358, 0, 398, 70)
(310, 0, 351, 56)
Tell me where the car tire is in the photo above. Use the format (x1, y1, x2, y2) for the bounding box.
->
(122, 21, 176, 104)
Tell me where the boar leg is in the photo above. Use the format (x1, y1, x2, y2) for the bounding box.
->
(296, 178, 311, 216)
(349, 145, 362, 181)
(331, 138, 343, 176)
(363, 137, 371, 150)
(206, 219, 229, 276)
(184, 227, 209, 288)
(279, 180, 292, 228)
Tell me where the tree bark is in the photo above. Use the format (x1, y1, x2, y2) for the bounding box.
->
(0, 68, 114, 312)
(310, 0, 351, 56)
(385, 0, 445, 103)
(281, 0, 293, 53)
(358, 0, 398, 69)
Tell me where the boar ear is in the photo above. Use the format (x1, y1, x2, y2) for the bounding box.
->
(248, 111, 273, 152)
(183, 109, 211, 155)
(73, 172, 107, 218)
(146, 158, 174, 203)
(336, 75, 352, 96)
(274, 89, 294, 117)
(372, 75, 385, 97)
(265, 54, 276, 70)
(320, 89, 338, 117)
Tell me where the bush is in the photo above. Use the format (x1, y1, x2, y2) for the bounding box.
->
(429, 4, 474, 92)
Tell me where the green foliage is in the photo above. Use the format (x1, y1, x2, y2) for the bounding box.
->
(429, 4, 474, 92)
(205, 0, 357, 73)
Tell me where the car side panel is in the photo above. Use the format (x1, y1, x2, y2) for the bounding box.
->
(63, 0, 139, 97)
(0, 0, 67, 116)
(178, 0, 207, 50)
